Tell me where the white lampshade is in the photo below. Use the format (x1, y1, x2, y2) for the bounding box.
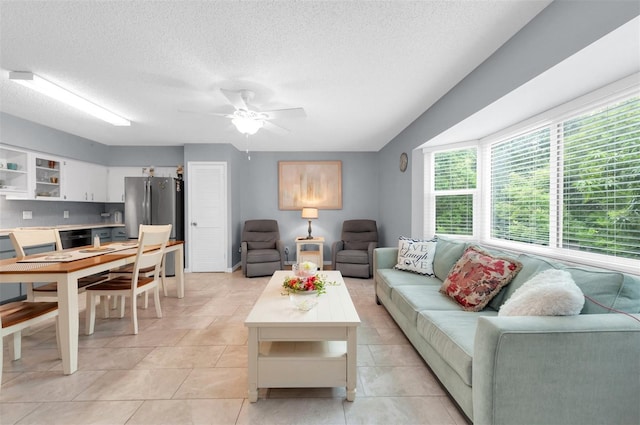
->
(301, 207, 318, 219)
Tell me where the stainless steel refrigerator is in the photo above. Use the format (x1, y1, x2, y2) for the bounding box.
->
(124, 176, 184, 275)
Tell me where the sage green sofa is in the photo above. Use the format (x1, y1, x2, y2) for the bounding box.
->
(373, 238, 640, 425)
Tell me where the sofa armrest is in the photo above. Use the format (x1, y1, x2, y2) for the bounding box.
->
(275, 240, 285, 268)
(241, 241, 248, 274)
(367, 242, 378, 276)
(473, 314, 640, 425)
(331, 240, 344, 269)
(373, 247, 398, 271)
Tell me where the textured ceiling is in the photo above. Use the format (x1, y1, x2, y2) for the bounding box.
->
(0, 1, 551, 151)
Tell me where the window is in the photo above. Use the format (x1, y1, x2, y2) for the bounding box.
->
(561, 96, 640, 260)
(488, 94, 640, 263)
(423, 79, 639, 273)
(429, 147, 477, 236)
(491, 128, 551, 245)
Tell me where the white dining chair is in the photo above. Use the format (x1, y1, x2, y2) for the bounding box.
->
(9, 229, 107, 302)
(84, 224, 172, 335)
(1, 301, 59, 389)
(108, 254, 168, 309)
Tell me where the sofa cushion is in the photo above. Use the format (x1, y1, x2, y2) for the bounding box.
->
(498, 269, 584, 316)
(489, 253, 557, 311)
(246, 249, 280, 263)
(417, 310, 498, 386)
(561, 266, 640, 314)
(394, 236, 438, 276)
(376, 268, 441, 299)
(440, 246, 522, 312)
(391, 285, 463, 325)
(433, 238, 468, 281)
(336, 249, 369, 264)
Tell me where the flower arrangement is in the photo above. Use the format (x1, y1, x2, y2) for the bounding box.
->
(282, 273, 331, 296)
(292, 261, 318, 277)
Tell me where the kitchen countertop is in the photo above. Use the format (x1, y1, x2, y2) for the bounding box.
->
(0, 223, 125, 237)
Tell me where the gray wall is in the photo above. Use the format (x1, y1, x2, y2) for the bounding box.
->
(1, 112, 110, 164)
(106, 145, 183, 167)
(0, 113, 184, 167)
(182, 146, 380, 268)
(238, 152, 380, 265)
(0, 199, 106, 229)
(378, 0, 640, 245)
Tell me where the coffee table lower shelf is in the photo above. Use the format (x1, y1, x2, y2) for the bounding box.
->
(257, 341, 348, 388)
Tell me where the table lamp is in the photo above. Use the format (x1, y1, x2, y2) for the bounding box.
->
(301, 207, 318, 239)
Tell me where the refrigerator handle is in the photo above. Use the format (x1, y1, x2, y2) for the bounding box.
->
(144, 179, 152, 225)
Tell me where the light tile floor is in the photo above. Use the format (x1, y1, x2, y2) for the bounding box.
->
(1, 271, 469, 425)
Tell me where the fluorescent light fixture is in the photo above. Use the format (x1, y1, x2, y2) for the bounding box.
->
(9, 71, 131, 126)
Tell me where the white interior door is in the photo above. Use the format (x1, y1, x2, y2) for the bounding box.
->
(188, 161, 227, 272)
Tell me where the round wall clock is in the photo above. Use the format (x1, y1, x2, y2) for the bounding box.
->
(400, 152, 408, 172)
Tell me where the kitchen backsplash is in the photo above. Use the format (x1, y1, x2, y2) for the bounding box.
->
(0, 197, 124, 229)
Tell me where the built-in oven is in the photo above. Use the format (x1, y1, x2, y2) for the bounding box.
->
(59, 229, 92, 249)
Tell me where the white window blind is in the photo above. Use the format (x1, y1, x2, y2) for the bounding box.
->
(433, 148, 476, 236)
(490, 128, 551, 245)
(561, 96, 640, 260)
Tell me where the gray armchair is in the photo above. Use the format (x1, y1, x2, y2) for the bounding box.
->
(241, 219, 285, 277)
(331, 219, 378, 278)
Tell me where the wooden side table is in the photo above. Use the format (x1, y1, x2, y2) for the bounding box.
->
(295, 236, 324, 269)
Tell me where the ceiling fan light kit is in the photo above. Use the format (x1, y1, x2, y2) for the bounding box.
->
(219, 88, 305, 136)
(231, 109, 266, 135)
(9, 71, 131, 126)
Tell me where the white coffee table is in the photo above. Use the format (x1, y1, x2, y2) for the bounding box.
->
(244, 270, 360, 402)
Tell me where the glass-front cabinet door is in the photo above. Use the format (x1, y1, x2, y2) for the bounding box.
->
(34, 155, 61, 199)
(0, 145, 29, 195)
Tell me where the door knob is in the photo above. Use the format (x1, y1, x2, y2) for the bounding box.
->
(191, 222, 198, 226)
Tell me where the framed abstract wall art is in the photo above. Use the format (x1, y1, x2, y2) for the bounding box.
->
(278, 160, 342, 210)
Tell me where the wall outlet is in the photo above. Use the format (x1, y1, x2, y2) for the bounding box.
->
(64, 210, 70, 219)
(284, 246, 290, 255)
(22, 210, 32, 220)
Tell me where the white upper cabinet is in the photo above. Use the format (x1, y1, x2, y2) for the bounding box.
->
(90, 165, 108, 202)
(2, 147, 179, 203)
(62, 159, 107, 202)
(34, 155, 62, 200)
(106, 166, 143, 203)
(0, 145, 30, 196)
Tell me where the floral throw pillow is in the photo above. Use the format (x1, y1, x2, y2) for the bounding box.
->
(394, 236, 438, 276)
(440, 246, 522, 312)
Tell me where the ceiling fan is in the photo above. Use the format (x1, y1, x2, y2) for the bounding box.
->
(210, 89, 306, 135)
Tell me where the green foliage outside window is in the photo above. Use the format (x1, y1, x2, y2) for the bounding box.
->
(562, 97, 640, 259)
(434, 149, 476, 236)
(491, 128, 550, 245)
(435, 194, 473, 235)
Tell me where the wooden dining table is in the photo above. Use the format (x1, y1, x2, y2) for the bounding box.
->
(0, 240, 184, 375)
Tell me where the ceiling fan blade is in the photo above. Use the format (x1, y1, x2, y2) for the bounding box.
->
(263, 120, 290, 134)
(177, 109, 230, 117)
(262, 107, 306, 120)
(220, 88, 249, 111)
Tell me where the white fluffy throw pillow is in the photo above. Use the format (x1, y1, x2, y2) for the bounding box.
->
(499, 269, 585, 316)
